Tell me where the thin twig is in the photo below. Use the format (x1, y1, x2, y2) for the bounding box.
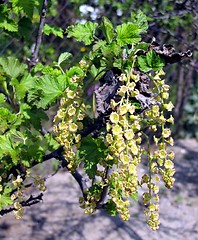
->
(96, 166, 110, 209)
(50, 150, 88, 198)
(28, 0, 48, 68)
(0, 194, 43, 216)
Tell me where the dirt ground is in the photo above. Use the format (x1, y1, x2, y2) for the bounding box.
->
(0, 138, 198, 240)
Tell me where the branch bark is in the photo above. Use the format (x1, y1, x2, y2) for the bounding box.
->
(28, 0, 48, 69)
(0, 194, 43, 216)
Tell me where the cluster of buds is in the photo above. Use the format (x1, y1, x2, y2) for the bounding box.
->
(105, 68, 175, 229)
(13, 202, 24, 220)
(53, 72, 86, 171)
(104, 72, 144, 220)
(33, 175, 47, 192)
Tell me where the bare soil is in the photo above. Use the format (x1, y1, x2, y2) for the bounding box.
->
(0, 139, 198, 240)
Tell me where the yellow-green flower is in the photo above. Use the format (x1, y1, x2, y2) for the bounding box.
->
(158, 149, 167, 159)
(119, 73, 127, 82)
(67, 106, 76, 116)
(79, 59, 87, 67)
(164, 160, 174, 169)
(162, 128, 171, 138)
(131, 74, 139, 82)
(128, 164, 136, 174)
(127, 82, 136, 91)
(67, 90, 75, 99)
(58, 122, 67, 130)
(60, 98, 67, 106)
(129, 140, 138, 155)
(168, 150, 175, 160)
(167, 115, 174, 124)
(106, 154, 114, 161)
(153, 136, 159, 144)
(75, 134, 81, 143)
(68, 122, 78, 132)
(120, 153, 130, 164)
(162, 92, 169, 99)
(128, 105, 135, 115)
(106, 122, 112, 131)
(77, 113, 84, 120)
(110, 112, 119, 123)
(112, 125, 122, 135)
(124, 129, 134, 140)
(130, 89, 139, 97)
(163, 101, 174, 111)
(132, 120, 141, 130)
(142, 192, 151, 205)
(167, 137, 174, 146)
(153, 185, 159, 194)
(152, 105, 160, 117)
(118, 85, 128, 96)
(106, 133, 113, 144)
(162, 84, 170, 91)
(56, 109, 65, 119)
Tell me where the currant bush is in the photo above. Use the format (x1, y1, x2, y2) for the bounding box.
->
(51, 12, 189, 230)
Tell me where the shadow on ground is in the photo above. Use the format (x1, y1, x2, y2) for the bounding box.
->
(0, 139, 198, 240)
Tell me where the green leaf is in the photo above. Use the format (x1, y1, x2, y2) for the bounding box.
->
(130, 42, 149, 55)
(0, 188, 13, 210)
(0, 18, 18, 32)
(101, 42, 121, 61)
(116, 23, 142, 46)
(92, 40, 106, 52)
(146, 50, 165, 70)
(18, 0, 35, 19)
(66, 66, 84, 78)
(131, 10, 148, 33)
(99, 16, 115, 43)
(28, 74, 68, 108)
(105, 200, 118, 216)
(43, 24, 64, 38)
(0, 107, 16, 134)
(19, 103, 48, 130)
(0, 57, 27, 78)
(137, 50, 165, 72)
(44, 133, 60, 151)
(79, 136, 107, 179)
(137, 56, 152, 72)
(66, 22, 98, 45)
(0, 134, 13, 156)
(9, 129, 26, 144)
(0, 94, 5, 104)
(18, 17, 32, 40)
(0, 5, 18, 32)
(58, 52, 72, 66)
(90, 65, 98, 78)
(15, 73, 34, 101)
(33, 64, 62, 76)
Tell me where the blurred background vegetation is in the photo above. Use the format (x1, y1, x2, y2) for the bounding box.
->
(0, 0, 197, 139)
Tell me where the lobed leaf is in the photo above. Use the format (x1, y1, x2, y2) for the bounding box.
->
(28, 74, 68, 109)
(131, 10, 148, 33)
(18, 0, 35, 19)
(79, 136, 107, 179)
(0, 57, 27, 79)
(66, 22, 98, 45)
(116, 23, 142, 46)
(43, 24, 64, 38)
(137, 50, 165, 72)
